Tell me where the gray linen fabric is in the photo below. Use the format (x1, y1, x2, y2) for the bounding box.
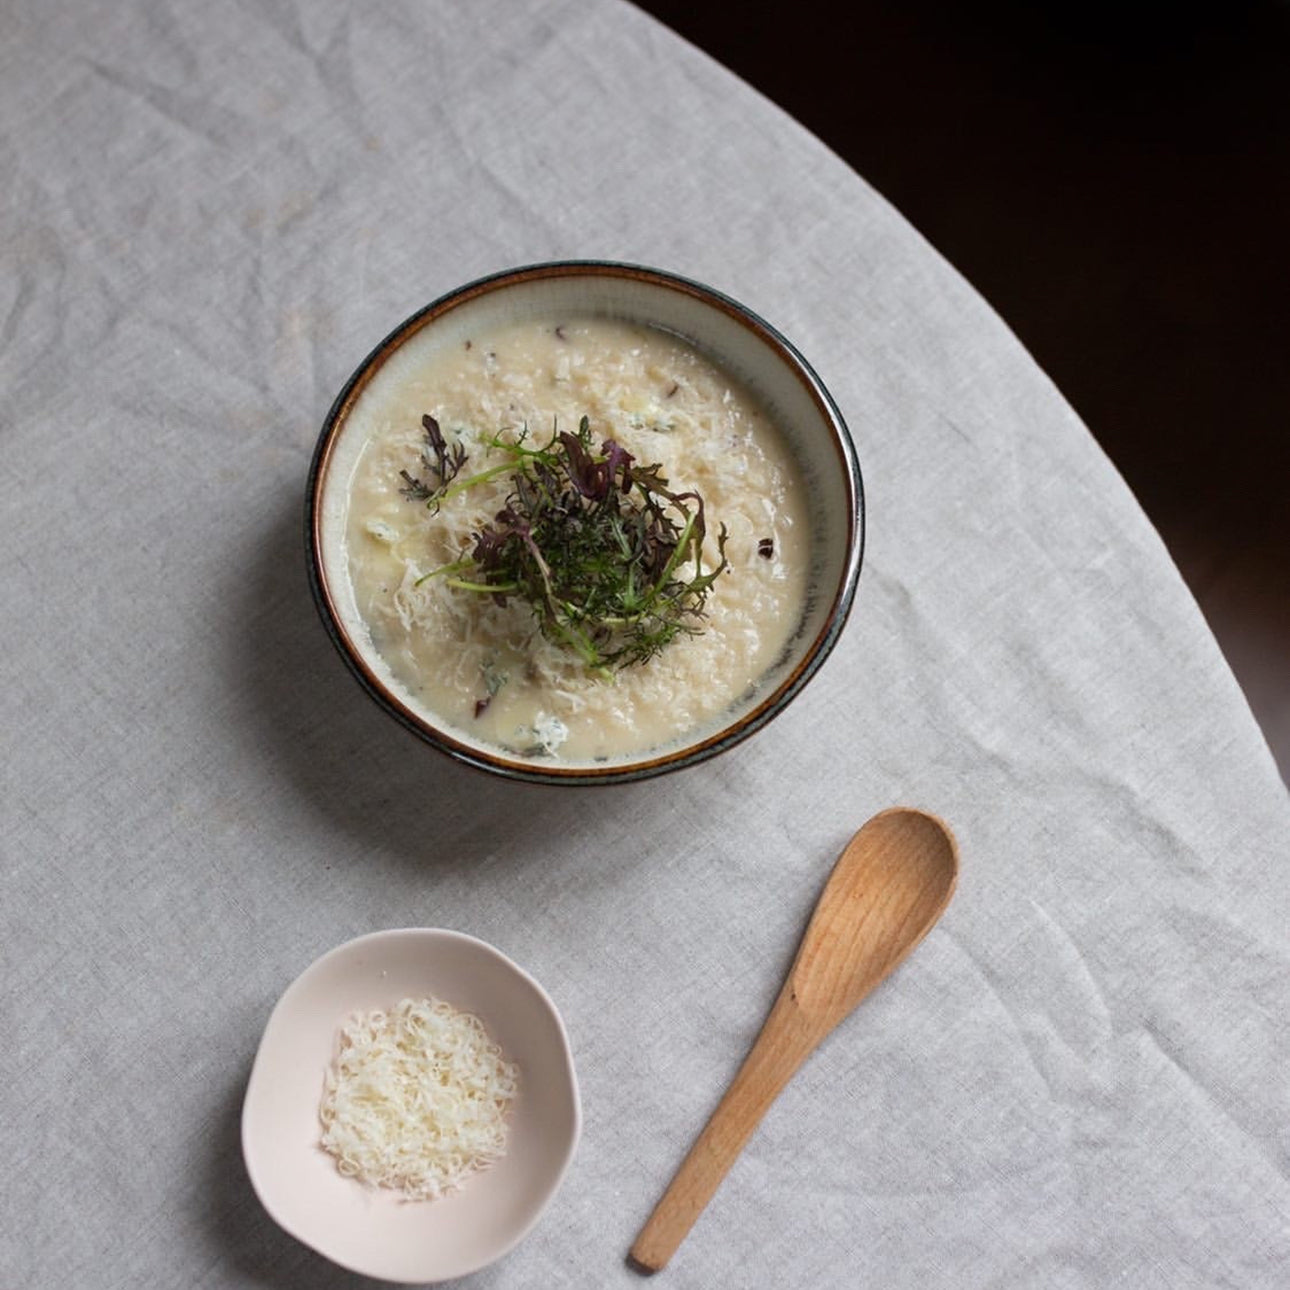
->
(2, 0, 1287, 1286)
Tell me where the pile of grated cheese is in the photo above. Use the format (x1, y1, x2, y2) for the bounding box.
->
(319, 996, 519, 1201)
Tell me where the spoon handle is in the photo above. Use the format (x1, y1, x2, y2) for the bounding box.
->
(629, 990, 818, 1274)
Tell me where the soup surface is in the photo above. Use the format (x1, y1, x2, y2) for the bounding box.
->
(342, 315, 808, 762)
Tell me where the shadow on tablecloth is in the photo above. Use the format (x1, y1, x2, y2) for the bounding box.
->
(224, 491, 657, 874)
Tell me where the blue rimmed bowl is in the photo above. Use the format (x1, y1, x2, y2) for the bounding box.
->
(306, 261, 863, 784)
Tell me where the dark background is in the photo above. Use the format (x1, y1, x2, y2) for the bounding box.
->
(633, 0, 1288, 778)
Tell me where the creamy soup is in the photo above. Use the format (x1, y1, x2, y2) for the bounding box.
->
(341, 316, 808, 762)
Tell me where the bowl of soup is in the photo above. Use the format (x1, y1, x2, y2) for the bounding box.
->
(307, 261, 863, 784)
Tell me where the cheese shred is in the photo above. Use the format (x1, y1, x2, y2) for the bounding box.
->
(319, 996, 519, 1200)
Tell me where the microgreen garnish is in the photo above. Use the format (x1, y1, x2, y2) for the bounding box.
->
(399, 414, 466, 507)
(410, 415, 729, 672)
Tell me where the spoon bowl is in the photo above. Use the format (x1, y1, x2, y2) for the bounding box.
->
(788, 807, 958, 1024)
(630, 807, 958, 1272)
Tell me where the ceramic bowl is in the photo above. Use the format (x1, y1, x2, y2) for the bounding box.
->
(241, 929, 580, 1284)
(307, 261, 863, 784)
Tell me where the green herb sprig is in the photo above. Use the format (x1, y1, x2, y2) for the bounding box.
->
(414, 415, 728, 672)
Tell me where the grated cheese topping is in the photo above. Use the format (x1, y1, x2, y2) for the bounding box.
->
(319, 996, 519, 1200)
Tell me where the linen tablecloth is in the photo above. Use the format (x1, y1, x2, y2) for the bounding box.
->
(3, 1, 1287, 1286)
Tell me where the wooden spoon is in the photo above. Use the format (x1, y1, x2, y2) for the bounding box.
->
(629, 807, 958, 1273)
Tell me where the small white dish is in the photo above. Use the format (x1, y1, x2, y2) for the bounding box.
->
(242, 928, 581, 1283)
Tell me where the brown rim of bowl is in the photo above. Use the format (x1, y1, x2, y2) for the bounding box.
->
(305, 260, 864, 785)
